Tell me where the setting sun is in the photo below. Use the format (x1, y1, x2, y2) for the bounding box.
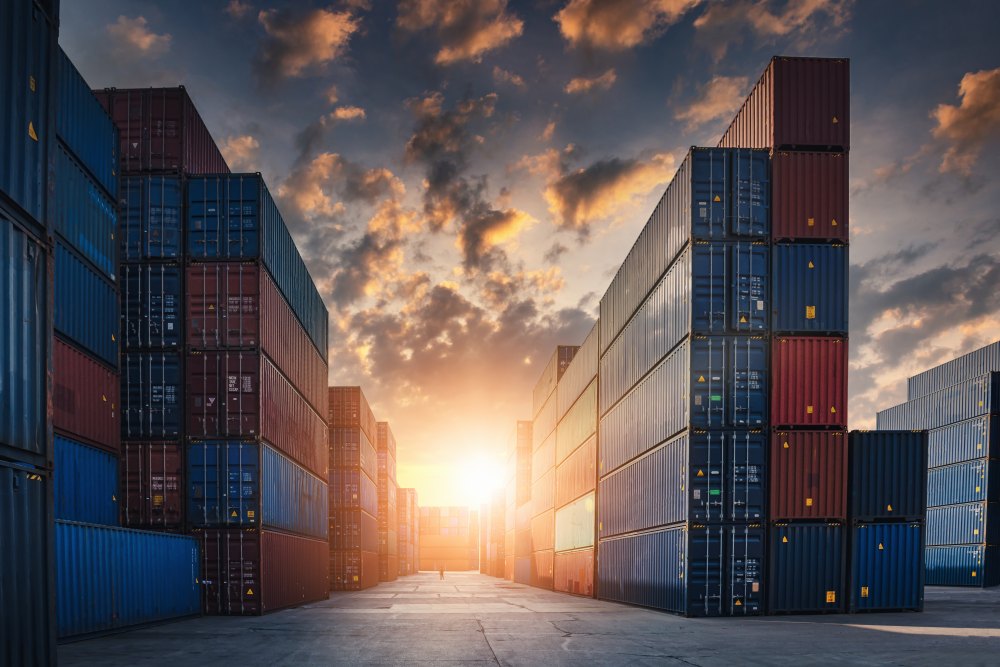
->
(458, 455, 505, 507)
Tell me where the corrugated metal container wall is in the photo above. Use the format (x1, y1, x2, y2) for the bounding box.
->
(0, 460, 55, 665)
(532, 392, 557, 451)
(849, 522, 924, 612)
(186, 174, 328, 356)
(330, 509, 379, 552)
(121, 263, 183, 349)
(532, 346, 578, 417)
(718, 57, 850, 151)
(329, 468, 378, 515)
(928, 416, 998, 469)
(768, 523, 844, 613)
(531, 467, 555, 517)
(771, 244, 848, 333)
(771, 152, 848, 241)
(262, 444, 328, 539)
(93, 87, 230, 175)
(56, 521, 200, 637)
(877, 374, 1000, 431)
(261, 529, 329, 611)
(907, 340, 1000, 400)
(330, 548, 379, 591)
(927, 460, 999, 507)
(55, 242, 119, 367)
(848, 431, 928, 521)
(52, 145, 117, 280)
(328, 387, 378, 443)
(54, 436, 118, 525)
(926, 545, 1000, 587)
(531, 509, 554, 552)
(0, 0, 53, 230)
(514, 557, 530, 583)
(0, 214, 50, 464)
(122, 351, 183, 440)
(531, 548, 554, 589)
(728, 525, 766, 615)
(556, 380, 596, 463)
(329, 426, 378, 481)
(771, 336, 847, 428)
(770, 431, 847, 521)
(121, 441, 183, 528)
(926, 502, 1000, 546)
(53, 338, 119, 453)
(555, 434, 596, 508)
(557, 323, 598, 420)
(554, 492, 594, 552)
(554, 548, 594, 597)
(120, 175, 183, 260)
(531, 433, 555, 483)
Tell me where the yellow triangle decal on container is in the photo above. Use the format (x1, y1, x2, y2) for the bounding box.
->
(735, 599, 742, 606)
(698, 375, 706, 383)
(808, 261, 815, 269)
(740, 315, 747, 323)
(887, 504, 893, 512)
(28, 122, 38, 141)
(831, 219, 838, 226)
(878, 543, 884, 550)
(246, 588, 254, 596)
(231, 510, 238, 518)
(830, 406, 837, 413)
(697, 469, 705, 477)
(782, 536, 788, 543)
(832, 116, 839, 124)
(713, 195, 721, 202)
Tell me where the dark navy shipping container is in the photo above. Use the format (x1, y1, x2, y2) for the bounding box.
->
(55, 242, 119, 368)
(121, 263, 183, 349)
(927, 460, 999, 507)
(120, 176, 183, 260)
(928, 416, 999, 469)
(769, 523, 844, 613)
(908, 341, 1000, 400)
(926, 502, 1000, 546)
(56, 521, 201, 638)
(186, 174, 328, 356)
(727, 524, 765, 615)
(52, 144, 117, 280)
(925, 545, 1000, 587)
(771, 243, 848, 333)
(849, 522, 924, 612)
(121, 351, 183, 439)
(877, 373, 1000, 431)
(330, 467, 379, 517)
(849, 431, 928, 521)
(54, 435, 118, 525)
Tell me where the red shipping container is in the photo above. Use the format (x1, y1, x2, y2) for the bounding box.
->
(531, 549, 554, 590)
(93, 87, 230, 175)
(772, 336, 848, 428)
(770, 431, 848, 521)
(719, 57, 850, 151)
(531, 509, 554, 552)
(330, 549, 379, 591)
(186, 350, 327, 477)
(330, 426, 377, 481)
(53, 338, 120, 454)
(554, 549, 594, 597)
(121, 441, 183, 528)
(772, 152, 849, 241)
(531, 468, 555, 516)
(186, 264, 326, 415)
(555, 434, 596, 508)
(328, 386, 378, 443)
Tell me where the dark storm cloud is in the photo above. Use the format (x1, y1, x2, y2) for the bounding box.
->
(396, 0, 524, 65)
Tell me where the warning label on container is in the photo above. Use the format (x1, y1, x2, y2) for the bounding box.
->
(826, 591, 836, 603)
(861, 586, 869, 598)
(807, 217, 815, 226)
(805, 306, 816, 319)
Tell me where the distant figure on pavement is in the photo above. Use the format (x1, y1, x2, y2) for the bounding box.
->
(439, 565, 444, 580)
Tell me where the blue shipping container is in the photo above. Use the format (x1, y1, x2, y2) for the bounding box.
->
(927, 459, 999, 507)
(926, 502, 1000, 546)
(925, 545, 1000, 587)
(908, 340, 1000, 401)
(54, 435, 118, 525)
(56, 47, 118, 199)
(928, 415, 999, 469)
(56, 521, 201, 638)
(121, 176, 183, 260)
(772, 243, 848, 334)
(121, 263, 183, 349)
(769, 523, 844, 613)
(849, 430, 928, 521)
(53, 144, 117, 280)
(186, 174, 328, 357)
(121, 351, 183, 439)
(849, 522, 924, 611)
(877, 373, 1000, 431)
(55, 242, 119, 368)
(0, 214, 50, 464)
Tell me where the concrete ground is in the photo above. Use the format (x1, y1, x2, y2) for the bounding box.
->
(60, 572, 1000, 666)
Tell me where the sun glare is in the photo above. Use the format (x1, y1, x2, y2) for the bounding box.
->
(458, 455, 505, 507)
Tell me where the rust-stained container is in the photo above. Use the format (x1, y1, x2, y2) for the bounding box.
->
(186, 263, 327, 414)
(531, 509, 554, 552)
(53, 337, 119, 454)
(719, 56, 850, 151)
(186, 350, 326, 478)
(772, 152, 849, 241)
(531, 549, 554, 590)
(330, 549, 379, 590)
(329, 386, 378, 443)
(554, 549, 595, 597)
(771, 336, 847, 428)
(770, 431, 848, 521)
(329, 426, 378, 482)
(555, 434, 597, 508)
(120, 441, 183, 529)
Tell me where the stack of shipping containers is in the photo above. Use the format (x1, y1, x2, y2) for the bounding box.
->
(329, 386, 380, 590)
(510, 420, 533, 583)
(377, 421, 399, 581)
(878, 341, 1000, 586)
(418, 506, 479, 571)
(553, 325, 598, 596)
(479, 491, 506, 577)
(397, 487, 419, 575)
(530, 346, 578, 589)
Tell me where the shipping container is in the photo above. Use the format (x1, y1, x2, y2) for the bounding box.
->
(186, 174, 327, 356)
(54, 436, 118, 525)
(121, 441, 183, 529)
(771, 244, 848, 334)
(907, 340, 1000, 400)
(0, 459, 55, 666)
(849, 431, 928, 521)
(925, 545, 1000, 587)
(52, 144, 117, 280)
(330, 549, 380, 590)
(531, 509, 555, 552)
(122, 351, 183, 440)
(53, 337, 119, 453)
(555, 434, 596, 508)
(533, 391, 558, 452)
(556, 380, 596, 464)
(768, 523, 844, 613)
(55, 242, 119, 368)
(557, 323, 598, 420)
(531, 468, 555, 518)
(329, 467, 378, 516)
(56, 47, 118, 198)
(531, 549, 554, 589)
(329, 426, 377, 481)
(718, 56, 850, 151)
(197, 528, 328, 614)
(94, 87, 230, 176)
(877, 373, 1000, 431)
(927, 459, 999, 507)
(771, 336, 847, 428)
(771, 152, 848, 241)
(554, 548, 594, 597)
(555, 492, 594, 552)
(928, 415, 999, 469)
(532, 432, 555, 483)
(532, 345, 579, 417)
(514, 556, 530, 584)
(56, 521, 200, 637)
(926, 502, 1000, 546)
(0, 213, 50, 465)
(770, 431, 847, 521)
(121, 263, 183, 349)
(329, 387, 378, 443)
(331, 508, 379, 552)
(119, 175, 183, 260)
(849, 522, 923, 612)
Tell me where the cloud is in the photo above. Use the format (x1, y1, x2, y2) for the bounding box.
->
(541, 121, 557, 142)
(931, 67, 1000, 176)
(226, 0, 252, 19)
(492, 66, 525, 88)
(219, 135, 260, 171)
(544, 242, 569, 264)
(254, 7, 360, 84)
(105, 16, 171, 57)
(674, 75, 748, 130)
(564, 69, 618, 94)
(397, 0, 524, 65)
(554, 0, 701, 51)
(331, 105, 367, 121)
(325, 85, 340, 105)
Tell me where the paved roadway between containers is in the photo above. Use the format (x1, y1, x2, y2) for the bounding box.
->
(60, 573, 1000, 666)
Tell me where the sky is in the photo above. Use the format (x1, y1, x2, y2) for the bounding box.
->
(61, 0, 1000, 507)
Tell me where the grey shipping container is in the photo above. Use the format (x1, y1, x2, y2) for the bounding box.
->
(876, 373, 1000, 431)
(925, 545, 1000, 587)
(926, 502, 1000, 546)
(927, 459, 999, 508)
(908, 340, 1000, 400)
(848, 431, 928, 521)
(557, 323, 598, 421)
(927, 415, 999, 469)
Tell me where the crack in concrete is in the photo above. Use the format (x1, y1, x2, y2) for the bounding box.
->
(476, 619, 501, 666)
